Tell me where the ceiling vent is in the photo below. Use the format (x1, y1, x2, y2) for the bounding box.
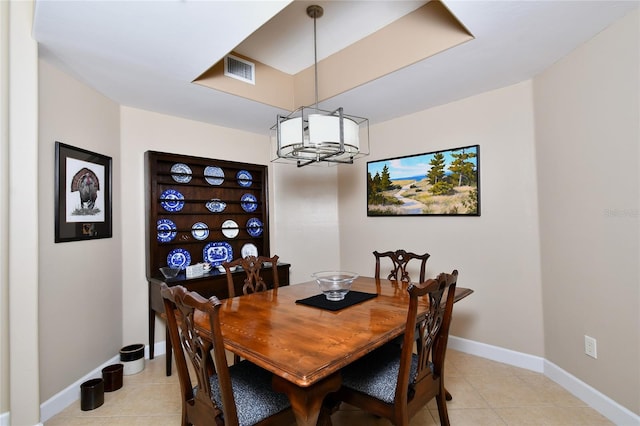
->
(224, 54, 255, 85)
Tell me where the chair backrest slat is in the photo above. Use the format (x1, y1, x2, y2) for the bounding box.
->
(373, 249, 430, 283)
(223, 255, 279, 298)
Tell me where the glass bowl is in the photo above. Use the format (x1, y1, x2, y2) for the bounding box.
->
(312, 271, 359, 301)
(159, 266, 180, 279)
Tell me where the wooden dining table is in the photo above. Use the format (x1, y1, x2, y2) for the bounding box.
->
(194, 276, 473, 426)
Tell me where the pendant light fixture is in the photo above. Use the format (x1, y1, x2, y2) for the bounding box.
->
(272, 5, 369, 167)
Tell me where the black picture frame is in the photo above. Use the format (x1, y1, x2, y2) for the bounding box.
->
(55, 142, 113, 242)
(367, 144, 480, 216)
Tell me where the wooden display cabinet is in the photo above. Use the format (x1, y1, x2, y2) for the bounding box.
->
(144, 151, 289, 375)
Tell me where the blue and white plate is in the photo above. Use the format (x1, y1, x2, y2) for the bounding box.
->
(246, 217, 263, 237)
(202, 242, 233, 267)
(204, 166, 224, 186)
(205, 198, 226, 213)
(157, 219, 177, 243)
(167, 248, 191, 270)
(240, 193, 258, 212)
(191, 222, 209, 241)
(236, 170, 253, 187)
(221, 219, 239, 239)
(171, 163, 192, 183)
(160, 189, 185, 212)
(241, 243, 259, 258)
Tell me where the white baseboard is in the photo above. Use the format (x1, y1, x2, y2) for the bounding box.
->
(149, 341, 167, 359)
(39, 342, 167, 423)
(448, 335, 640, 425)
(544, 360, 640, 426)
(448, 335, 545, 372)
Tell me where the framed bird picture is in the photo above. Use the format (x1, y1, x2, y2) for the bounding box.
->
(55, 142, 112, 242)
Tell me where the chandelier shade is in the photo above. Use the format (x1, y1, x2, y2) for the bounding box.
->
(274, 105, 368, 167)
(272, 5, 369, 167)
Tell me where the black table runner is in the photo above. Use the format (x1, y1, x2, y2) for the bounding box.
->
(295, 291, 378, 311)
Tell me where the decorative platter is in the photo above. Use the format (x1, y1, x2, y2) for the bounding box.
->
(205, 198, 226, 213)
(167, 248, 191, 270)
(170, 163, 192, 183)
(236, 170, 253, 187)
(204, 166, 224, 186)
(191, 222, 209, 241)
(221, 219, 239, 238)
(240, 193, 258, 212)
(241, 242, 259, 258)
(203, 241, 233, 266)
(246, 217, 263, 237)
(157, 219, 177, 243)
(160, 189, 185, 212)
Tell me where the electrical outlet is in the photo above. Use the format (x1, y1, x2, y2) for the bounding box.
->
(584, 335, 597, 359)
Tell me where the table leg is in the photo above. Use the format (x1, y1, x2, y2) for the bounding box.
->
(148, 309, 155, 359)
(272, 373, 341, 426)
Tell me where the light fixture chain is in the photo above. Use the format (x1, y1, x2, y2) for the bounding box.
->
(313, 9, 319, 109)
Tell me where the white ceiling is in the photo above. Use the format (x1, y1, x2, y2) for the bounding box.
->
(32, 0, 638, 136)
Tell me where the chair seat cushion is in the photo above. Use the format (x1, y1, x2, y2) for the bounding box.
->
(202, 361, 290, 426)
(341, 344, 418, 404)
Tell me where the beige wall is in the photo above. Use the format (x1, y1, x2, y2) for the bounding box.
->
(38, 60, 122, 401)
(1, 0, 9, 416)
(271, 163, 341, 284)
(3, 1, 40, 423)
(338, 80, 545, 355)
(534, 9, 639, 413)
(3, 4, 637, 423)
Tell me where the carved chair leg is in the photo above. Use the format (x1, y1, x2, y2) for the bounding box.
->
(436, 391, 451, 426)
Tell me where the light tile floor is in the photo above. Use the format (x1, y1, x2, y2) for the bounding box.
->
(45, 349, 613, 425)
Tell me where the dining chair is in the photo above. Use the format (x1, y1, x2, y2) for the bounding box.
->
(373, 249, 430, 283)
(160, 283, 294, 426)
(222, 254, 280, 299)
(333, 270, 459, 426)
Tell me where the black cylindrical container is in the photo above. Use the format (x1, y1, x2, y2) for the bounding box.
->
(102, 363, 123, 392)
(80, 378, 104, 411)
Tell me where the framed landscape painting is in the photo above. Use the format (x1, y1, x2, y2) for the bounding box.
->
(367, 145, 480, 216)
